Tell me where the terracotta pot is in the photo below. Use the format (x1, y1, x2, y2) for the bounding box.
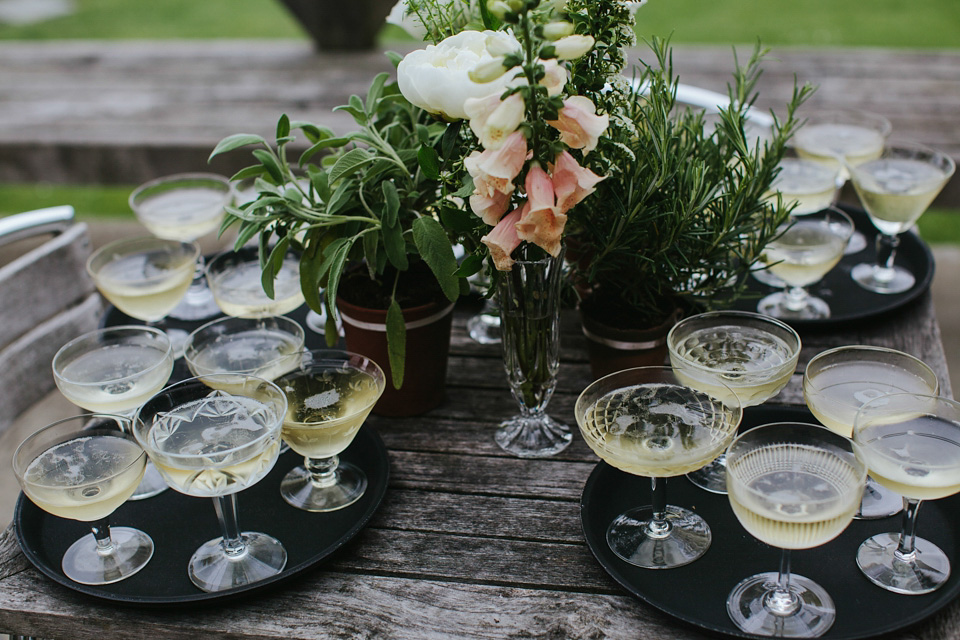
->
(336, 295, 454, 417)
(579, 305, 680, 380)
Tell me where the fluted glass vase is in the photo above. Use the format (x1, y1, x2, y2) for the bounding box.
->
(495, 246, 572, 458)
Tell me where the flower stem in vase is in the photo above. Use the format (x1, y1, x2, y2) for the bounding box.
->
(495, 246, 572, 458)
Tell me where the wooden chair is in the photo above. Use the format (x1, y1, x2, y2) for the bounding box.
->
(0, 207, 103, 435)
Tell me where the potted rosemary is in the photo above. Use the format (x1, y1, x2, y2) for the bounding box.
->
(209, 72, 465, 416)
(564, 33, 813, 378)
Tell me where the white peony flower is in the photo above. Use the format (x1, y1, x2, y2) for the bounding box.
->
(385, 0, 427, 40)
(397, 30, 522, 120)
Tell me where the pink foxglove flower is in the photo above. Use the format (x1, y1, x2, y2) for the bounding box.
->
(469, 190, 512, 226)
(464, 131, 529, 199)
(482, 205, 525, 270)
(516, 165, 566, 258)
(547, 95, 609, 155)
(465, 92, 525, 150)
(540, 58, 567, 97)
(550, 151, 606, 214)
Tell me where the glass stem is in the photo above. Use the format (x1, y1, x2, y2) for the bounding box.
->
(764, 549, 801, 616)
(874, 233, 900, 278)
(89, 517, 115, 556)
(213, 494, 247, 558)
(306, 455, 339, 488)
(894, 498, 923, 562)
(784, 286, 809, 311)
(645, 477, 672, 539)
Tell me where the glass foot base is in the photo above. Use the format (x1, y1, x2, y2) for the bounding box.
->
(856, 532, 950, 594)
(280, 461, 367, 512)
(467, 313, 501, 344)
(851, 262, 915, 295)
(855, 478, 903, 520)
(758, 292, 831, 320)
(189, 532, 287, 592)
(727, 571, 835, 637)
(128, 461, 169, 500)
(844, 230, 868, 255)
(62, 526, 154, 585)
(606, 505, 712, 569)
(686, 455, 728, 494)
(495, 413, 572, 458)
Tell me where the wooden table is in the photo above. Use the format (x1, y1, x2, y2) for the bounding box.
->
(0, 296, 958, 639)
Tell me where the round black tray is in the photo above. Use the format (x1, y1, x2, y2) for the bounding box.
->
(727, 206, 935, 329)
(15, 425, 389, 606)
(581, 405, 960, 639)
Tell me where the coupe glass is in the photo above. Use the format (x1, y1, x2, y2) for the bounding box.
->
(667, 310, 801, 494)
(793, 109, 892, 254)
(757, 207, 854, 320)
(86, 236, 200, 356)
(129, 172, 232, 321)
(726, 422, 866, 637)
(13, 414, 154, 585)
(134, 374, 288, 592)
(575, 366, 742, 568)
(276, 350, 386, 511)
(184, 315, 305, 390)
(753, 156, 840, 288)
(853, 393, 960, 595)
(803, 345, 939, 519)
(206, 245, 305, 318)
(849, 142, 955, 294)
(52, 325, 175, 500)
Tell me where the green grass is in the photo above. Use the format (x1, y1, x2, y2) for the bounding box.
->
(0, 0, 957, 49)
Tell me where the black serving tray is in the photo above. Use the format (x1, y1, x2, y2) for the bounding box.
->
(581, 405, 960, 639)
(15, 425, 389, 606)
(727, 206, 935, 330)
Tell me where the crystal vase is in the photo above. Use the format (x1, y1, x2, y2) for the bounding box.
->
(495, 246, 572, 457)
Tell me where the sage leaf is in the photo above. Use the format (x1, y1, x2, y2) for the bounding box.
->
(299, 136, 349, 165)
(329, 149, 374, 184)
(366, 72, 389, 113)
(381, 181, 400, 227)
(252, 149, 284, 183)
(412, 217, 459, 302)
(418, 145, 441, 180)
(209, 134, 266, 161)
(454, 254, 483, 278)
(386, 299, 406, 389)
(382, 219, 408, 271)
(276, 114, 290, 141)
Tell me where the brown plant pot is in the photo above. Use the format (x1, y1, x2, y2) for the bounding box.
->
(337, 295, 455, 417)
(579, 304, 680, 380)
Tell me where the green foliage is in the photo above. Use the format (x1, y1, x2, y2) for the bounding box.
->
(567, 36, 815, 326)
(209, 71, 463, 389)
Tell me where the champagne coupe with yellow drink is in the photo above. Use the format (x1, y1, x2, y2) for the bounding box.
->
(184, 315, 305, 392)
(757, 207, 854, 320)
(725, 422, 866, 637)
(853, 393, 960, 595)
(575, 366, 741, 568)
(794, 109, 892, 254)
(803, 345, 939, 519)
(134, 374, 287, 592)
(668, 310, 801, 494)
(849, 142, 955, 294)
(276, 351, 385, 511)
(86, 236, 200, 357)
(129, 173, 233, 321)
(205, 246, 305, 319)
(52, 325, 175, 500)
(13, 414, 154, 585)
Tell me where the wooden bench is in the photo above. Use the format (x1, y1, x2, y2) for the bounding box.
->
(0, 209, 102, 435)
(0, 41, 957, 204)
